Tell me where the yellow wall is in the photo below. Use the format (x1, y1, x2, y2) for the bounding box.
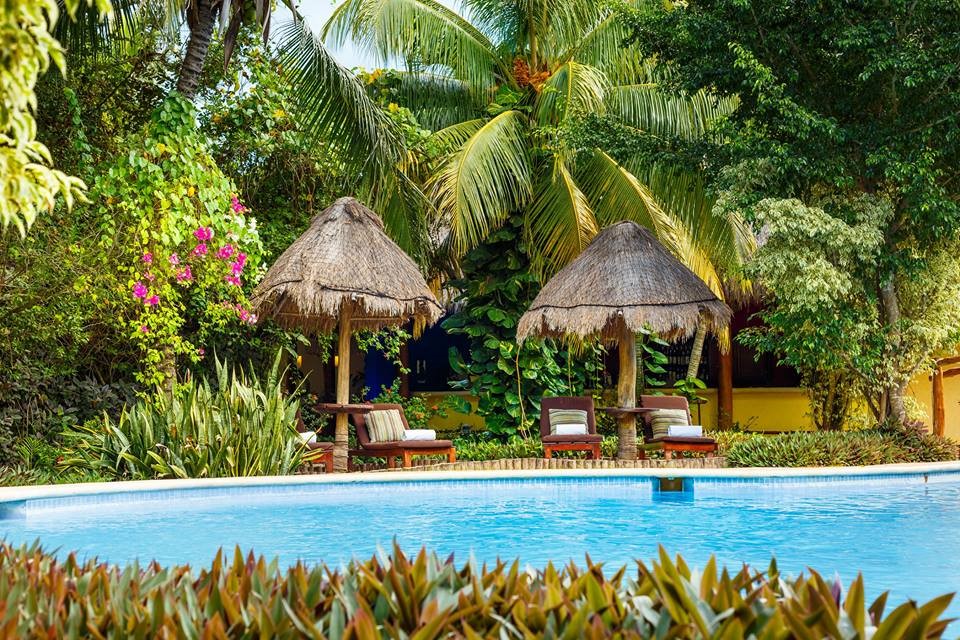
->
(418, 370, 960, 439)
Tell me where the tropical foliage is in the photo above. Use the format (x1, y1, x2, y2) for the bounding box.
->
(0, 0, 93, 235)
(0, 541, 954, 638)
(60, 354, 308, 479)
(726, 428, 957, 468)
(307, 0, 752, 292)
(444, 220, 605, 436)
(92, 95, 262, 386)
(621, 0, 960, 427)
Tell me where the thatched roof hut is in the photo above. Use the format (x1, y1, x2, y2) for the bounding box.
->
(517, 221, 731, 343)
(252, 197, 442, 471)
(252, 197, 443, 332)
(518, 221, 731, 460)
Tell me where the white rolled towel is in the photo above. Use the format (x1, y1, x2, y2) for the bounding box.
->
(298, 430, 317, 444)
(667, 424, 703, 437)
(402, 429, 437, 441)
(553, 423, 588, 436)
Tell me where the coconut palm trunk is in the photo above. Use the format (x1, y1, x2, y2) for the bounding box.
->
(686, 321, 707, 379)
(176, 0, 217, 100)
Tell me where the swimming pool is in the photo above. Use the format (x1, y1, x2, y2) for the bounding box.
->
(2, 465, 959, 617)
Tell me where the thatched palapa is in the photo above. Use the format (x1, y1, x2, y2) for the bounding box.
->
(252, 197, 443, 332)
(252, 197, 441, 472)
(517, 222, 731, 343)
(518, 221, 731, 461)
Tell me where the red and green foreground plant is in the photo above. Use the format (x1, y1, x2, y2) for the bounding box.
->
(0, 542, 952, 638)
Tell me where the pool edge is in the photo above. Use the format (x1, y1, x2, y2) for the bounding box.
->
(2, 460, 959, 505)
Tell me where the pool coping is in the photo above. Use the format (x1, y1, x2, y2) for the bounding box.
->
(2, 460, 959, 505)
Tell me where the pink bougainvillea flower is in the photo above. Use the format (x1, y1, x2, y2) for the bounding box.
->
(144, 271, 155, 282)
(248, 313, 258, 325)
(235, 252, 247, 267)
(193, 226, 213, 242)
(192, 243, 208, 257)
(139, 325, 150, 334)
(225, 275, 241, 286)
(146, 295, 159, 306)
(176, 266, 193, 282)
(168, 253, 180, 266)
(217, 244, 235, 260)
(197, 347, 206, 357)
(230, 261, 244, 276)
(230, 196, 247, 213)
(132, 281, 148, 299)
(141, 252, 153, 264)
(239, 309, 250, 322)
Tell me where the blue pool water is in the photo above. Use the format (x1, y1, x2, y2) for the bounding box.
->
(2, 473, 959, 616)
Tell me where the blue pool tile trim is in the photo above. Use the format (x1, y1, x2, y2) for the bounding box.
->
(5, 470, 958, 519)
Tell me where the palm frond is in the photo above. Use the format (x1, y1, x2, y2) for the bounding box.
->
(388, 71, 486, 130)
(628, 160, 755, 299)
(429, 118, 488, 150)
(430, 110, 532, 254)
(525, 157, 599, 277)
(607, 86, 739, 141)
(535, 61, 608, 125)
(560, 9, 654, 85)
(576, 149, 704, 278)
(323, 0, 507, 91)
(53, 0, 143, 57)
(277, 20, 403, 182)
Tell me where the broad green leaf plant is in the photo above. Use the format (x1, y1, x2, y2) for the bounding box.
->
(0, 0, 102, 235)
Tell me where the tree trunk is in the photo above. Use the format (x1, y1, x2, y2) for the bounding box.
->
(176, 0, 216, 100)
(686, 321, 707, 379)
(717, 327, 733, 429)
(879, 276, 908, 425)
(333, 308, 352, 472)
(617, 325, 637, 460)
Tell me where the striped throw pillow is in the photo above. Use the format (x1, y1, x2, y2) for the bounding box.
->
(366, 409, 405, 443)
(648, 409, 689, 438)
(548, 408, 588, 434)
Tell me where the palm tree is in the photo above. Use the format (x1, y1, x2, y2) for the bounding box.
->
(309, 0, 751, 284)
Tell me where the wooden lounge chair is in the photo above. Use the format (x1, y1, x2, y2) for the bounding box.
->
(540, 396, 603, 459)
(297, 411, 334, 473)
(349, 403, 456, 469)
(638, 395, 717, 460)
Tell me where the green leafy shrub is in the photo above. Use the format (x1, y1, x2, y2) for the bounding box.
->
(59, 355, 307, 479)
(0, 542, 952, 638)
(726, 428, 958, 467)
(452, 435, 619, 460)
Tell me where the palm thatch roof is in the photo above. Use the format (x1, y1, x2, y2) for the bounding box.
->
(517, 221, 731, 343)
(252, 197, 443, 332)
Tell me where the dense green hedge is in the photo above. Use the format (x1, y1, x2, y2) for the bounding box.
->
(726, 428, 957, 467)
(451, 435, 619, 460)
(0, 542, 952, 638)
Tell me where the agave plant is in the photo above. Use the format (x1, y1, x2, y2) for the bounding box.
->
(60, 352, 308, 479)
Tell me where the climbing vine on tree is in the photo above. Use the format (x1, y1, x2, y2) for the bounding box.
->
(443, 220, 603, 437)
(92, 96, 262, 386)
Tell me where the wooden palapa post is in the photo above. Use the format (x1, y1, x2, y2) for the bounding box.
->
(618, 322, 638, 460)
(334, 306, 352, 472)
(933, 365, 945, 437)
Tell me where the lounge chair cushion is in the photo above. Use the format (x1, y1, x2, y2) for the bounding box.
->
(553, 424, 588, 436)
(361, 439, 454, 450)
(366, 409, 406, 443)
(548, 408, 588, 434)
(402, 429, 437, 441)
(542, 433, 603, 444)
(649, 408, 689, 438)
